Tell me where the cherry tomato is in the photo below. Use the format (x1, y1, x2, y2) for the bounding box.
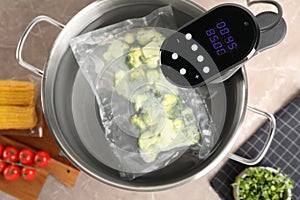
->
(0, 161, 7, 172)
(0, 144, 4, 157)
(3, 146, 19, 162)
(3, 165, 21, 181)
(22, 167, 37, 181)
(34, 151, 50, 168)
(19, 149, 35, 165)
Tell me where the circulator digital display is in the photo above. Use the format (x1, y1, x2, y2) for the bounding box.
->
(205, 21, 238, 56)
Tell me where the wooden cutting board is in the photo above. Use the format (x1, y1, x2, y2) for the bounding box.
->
(0, 135, 80, 200)
(0, 168, 48, 200)
(8, 119, 81, 186)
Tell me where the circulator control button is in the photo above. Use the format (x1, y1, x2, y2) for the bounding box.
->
(197, 55, 204, 62)
(180, 68, 187, 75)
(172, 53, 178, 60)
(185, 33, 192, 40)
(191, 44, 198, 51)
(203, 66, 210, 74)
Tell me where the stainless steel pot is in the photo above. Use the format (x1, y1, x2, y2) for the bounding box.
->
(16, 0, 276, 191)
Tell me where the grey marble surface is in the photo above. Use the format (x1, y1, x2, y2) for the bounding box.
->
(0, 0, 299, 199)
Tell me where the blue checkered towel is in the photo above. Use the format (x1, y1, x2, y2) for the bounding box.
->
(211, 95, 300, 199)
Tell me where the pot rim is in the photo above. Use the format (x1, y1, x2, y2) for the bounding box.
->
(41, 0, 248, 191)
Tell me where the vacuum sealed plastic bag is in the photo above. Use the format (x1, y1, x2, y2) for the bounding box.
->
(70, 6, 219, 178)
(70, 6, 176, 89)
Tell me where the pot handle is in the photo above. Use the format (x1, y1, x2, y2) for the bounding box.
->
(16, 16, 65, 77)
(227, 106, 276, 165)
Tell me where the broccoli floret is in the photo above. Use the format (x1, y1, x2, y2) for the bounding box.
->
(137, 113, 200, 162)
(155, 117, 200, 151)
(153, 31, 165, 43)
(186, 126, 200, 145)
(162, 94, 181, 119)
(162, 94, 177, 107)
(140, 55, 158, 69)
(129, 67, 145, 81)
(191, 132, 200, 145)
(138, 132, 158, 151)
(137, 29, 165, 46)
(139, 147, 158, 163)
(158, 119, 199, 150)
(123, 33, 134, 44)
(115, 83, 129, 99)
(142, 42, 160, 58)
(126, 47, 143, 69)
(172, 118, 184, 131)
(157, 119, 177, 150)
(142, 109, 152, 125)
(139, 131, 155, 139)
(114, 70, 128, 97)
(167, 104, 181, 119)
(114, 70, 129, 98)
(141, 42, 161, 69)
(141, 106, 163, 127)
(131, 114, 146, 131)
(136, 29, 157, 45)
(114, 70, 126, 86)
(141, 48, 159, 59)
(146, 70, 159, 82)
(167, 105, 181, 119)
(140, 56, 159, 69)
(132, 94, 148, 111)
(103, 40, 129, 61)
(182, 107, 196, 125)
(138, 131, 159, 163)
(154, 90, 162, 99)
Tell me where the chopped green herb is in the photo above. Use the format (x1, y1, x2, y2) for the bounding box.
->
(233, 167, 294, 200)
